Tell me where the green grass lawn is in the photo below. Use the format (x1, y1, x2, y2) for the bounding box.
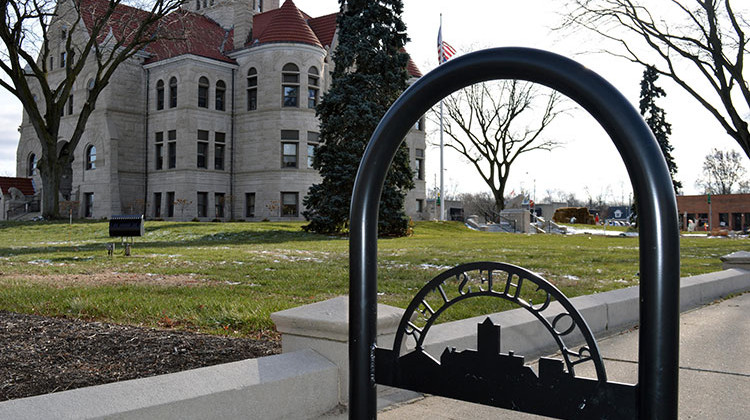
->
(0, 220, 742, 336)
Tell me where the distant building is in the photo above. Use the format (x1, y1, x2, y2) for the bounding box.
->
(677, 194, 750, 231)
(606, 206, 631, 221)
(16, 0, 426, 220)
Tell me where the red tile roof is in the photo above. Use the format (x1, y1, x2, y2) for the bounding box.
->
(144, 10, 235, 64)
(75, 0, 421, 76)
(308, 12, 338, 48)
(78, 0, 234, 64)
(251, 0, 322, 48)
(0, 177, 35, 196)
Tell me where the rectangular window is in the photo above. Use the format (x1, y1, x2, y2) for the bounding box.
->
(282, 142, 298, 168)
(308, 87, 318, 108)
(281, 130, 299, 140)
(168, 142, 176, 168)
(307, 131, 319, 168)
(167, 191, 175, 217)
(60, 52, 66, 68)
(84, 192, 94, 218)
(283, 86, 299, 107)
(215, 193, 225, 218)
(247, 89, 257, 111)
(197, 192, 208, 217)
(50, 56, 54, 70)
(155, 132, 164, 170)
(214, 144, 225, 170)
(719, 213, 729, 227)
(281, 192, 298, 217)
(245, 193, 255, 218)
(154, 192, 162, 218)
(67, 95, 73, 115)
(416, 199, 424, 213)
(197, 129, 208, 169)
(415, 148, 425, 180)
(215, 132, 225, 170)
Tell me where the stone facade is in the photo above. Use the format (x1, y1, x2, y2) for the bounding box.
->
(16, 0, 427, 221)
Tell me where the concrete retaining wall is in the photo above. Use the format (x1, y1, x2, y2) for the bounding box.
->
(1, 263, 748, 419)
(0, 350, 338, 420)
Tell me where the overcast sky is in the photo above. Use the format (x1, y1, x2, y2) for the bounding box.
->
(2, 0, 747, 203)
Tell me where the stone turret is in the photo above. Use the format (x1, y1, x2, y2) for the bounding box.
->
(183, 0, 281, 48)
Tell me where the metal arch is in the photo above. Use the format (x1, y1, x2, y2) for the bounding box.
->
(349, 47, 680, 419)
(388, 261, 608, 381)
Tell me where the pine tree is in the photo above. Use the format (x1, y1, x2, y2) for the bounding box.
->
(302, 0, 414, 236)
(639, 65, 682, 194)
(632, 65, 682, 227)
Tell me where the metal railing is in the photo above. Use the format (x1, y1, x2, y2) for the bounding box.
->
(6, 198, 40, 220)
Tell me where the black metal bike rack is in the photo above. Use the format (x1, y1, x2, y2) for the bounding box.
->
(349, 48, 680, 419)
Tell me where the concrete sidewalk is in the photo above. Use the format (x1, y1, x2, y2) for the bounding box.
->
(374, 293, 750, 419)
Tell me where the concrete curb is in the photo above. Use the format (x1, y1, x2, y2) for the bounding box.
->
(0, 349, 339, 420)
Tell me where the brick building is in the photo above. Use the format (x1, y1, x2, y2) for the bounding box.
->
(16, 0, 427, 220)
(676, 194, 750, 232)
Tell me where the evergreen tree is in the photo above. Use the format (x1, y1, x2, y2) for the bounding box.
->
(302, 0, 414, 236)
(639, 65, 682, 194)
(632, 65, 682, 227)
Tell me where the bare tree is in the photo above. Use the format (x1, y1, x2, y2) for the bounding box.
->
(696, 148, 749, 193)
(459, 192, 499, 223)
(437, 80, 564, 211)
(560, 0, 750, 158)
(1, 0, 185, 218)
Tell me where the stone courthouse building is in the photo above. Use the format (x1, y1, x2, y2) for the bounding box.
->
(16, 0, 426, 220)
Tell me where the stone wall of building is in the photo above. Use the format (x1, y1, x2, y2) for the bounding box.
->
(15, 0, 427, 222)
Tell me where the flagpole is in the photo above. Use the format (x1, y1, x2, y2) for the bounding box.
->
(439, 13, 445, 221)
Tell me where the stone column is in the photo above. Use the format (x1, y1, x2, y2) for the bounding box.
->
(271, 296, 407, 404)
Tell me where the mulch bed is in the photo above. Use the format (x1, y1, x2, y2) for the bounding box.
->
(0, 311, 280, 401)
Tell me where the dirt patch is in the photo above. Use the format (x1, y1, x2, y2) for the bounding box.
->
(0, 311, 280, 401)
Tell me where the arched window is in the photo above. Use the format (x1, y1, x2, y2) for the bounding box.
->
(87, 78, 95, 91)
(198, 76, 209, 108)
(215, 80, 226, 111)
(27, 153, 37, 176)
(196, 0, 200, 9)
(282, 63, 299, 107)
(308, 66, 319, 109)
(156, 79, 164, 110)
(85, 145, 96, 170)
(247, 67, 258, 111)
(169, 77, 177, 108)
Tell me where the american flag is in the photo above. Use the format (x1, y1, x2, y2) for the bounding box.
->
(437, 25, 456, 64)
